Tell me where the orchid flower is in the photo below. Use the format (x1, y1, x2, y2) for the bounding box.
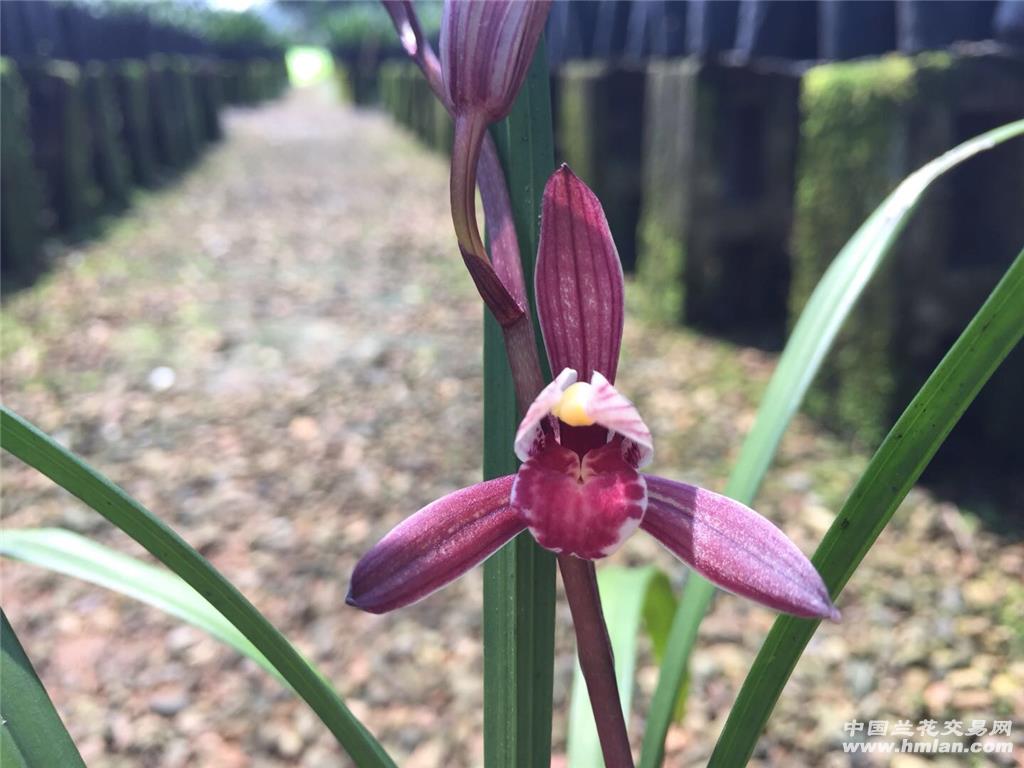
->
(348, 167, 839, 624)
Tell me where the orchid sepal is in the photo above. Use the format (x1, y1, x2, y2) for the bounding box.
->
(536, 165, 625, 384)
(346, 475, 524, 614)
(641, 474, 840, 621)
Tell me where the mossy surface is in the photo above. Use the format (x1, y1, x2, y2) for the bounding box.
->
(84, 62, 132, 210)
(636, 216, 685, 324)
(636, 60, 698, 323)
(220, 61, 244, 105)
(334, 60, 354, 103)
(791, 56, 918, 446)
(115, 61, 158, 186)
(791, 56, 915, 317)
(1, 59, 45, 282)
(431, 96, 453, 156)
(20, 59, 99, 238)
(148, 56, 185, 168)
(196, 62, 224, 143)
(557, 62, 603, 183)
(792, 51, 1024, 472)
(556, 62, 645, 272)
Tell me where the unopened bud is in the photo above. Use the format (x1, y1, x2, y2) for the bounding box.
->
(440, 0, 552, 122)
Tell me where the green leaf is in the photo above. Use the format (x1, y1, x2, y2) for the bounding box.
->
(482, 41, 557, 768)
(0, 610, 86, 767)
(0, 408, 396, 768)
(710, 249, 1024, 766)
(0, 528, 280, 682)
(567, 566, 674, 768)
(640, 120, 1024, 768)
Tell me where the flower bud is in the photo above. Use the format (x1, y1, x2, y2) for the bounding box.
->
(440, 0, 552, 122)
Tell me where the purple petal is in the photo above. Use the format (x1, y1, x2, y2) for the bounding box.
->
(641, 475, 840, 621)
(536, 165, 624, 384)
(347, 476, 523, 613)
(513, 367, 575, 461)
(440, 0, 552, 122)
(586, 371, 653, 468)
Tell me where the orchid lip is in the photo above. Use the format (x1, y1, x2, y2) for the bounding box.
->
(511, 442, 647, 559)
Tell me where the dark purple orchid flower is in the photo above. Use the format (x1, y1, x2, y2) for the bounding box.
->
(348, 167, 839, 623)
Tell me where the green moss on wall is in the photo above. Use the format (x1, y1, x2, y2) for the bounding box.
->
(335, 60, 354, 103)
(148, 56, 185, 168)
(395, 65, 416, 129)
(20, 59, 99, 237)
(431, 96, 453, 155)
(83, 62, 132, 210)
(636, 217, 685, 324)
(636, 60, 697, 323)
(114, 61, 158, 187)
(220, 61, 243, 105)
(196, 61, 224, 142)
(557, 62, 603, 184)
(557, 63, 646, 271)
(170, 57, 203, 161)
(1, 59, 45, 281)
(792, 56, 916, 446)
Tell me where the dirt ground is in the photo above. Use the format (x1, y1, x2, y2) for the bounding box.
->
(2, 86, 1022, 767)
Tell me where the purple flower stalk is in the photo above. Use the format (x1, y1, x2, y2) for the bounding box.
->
(348, 167, 839, 624)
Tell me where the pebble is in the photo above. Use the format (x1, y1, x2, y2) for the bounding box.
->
(148, 366, 176, 392)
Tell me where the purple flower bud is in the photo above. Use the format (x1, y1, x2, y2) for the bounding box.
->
(440, 0, 552, 122)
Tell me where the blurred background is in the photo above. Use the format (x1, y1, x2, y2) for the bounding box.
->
(2, 1, 1023, 766)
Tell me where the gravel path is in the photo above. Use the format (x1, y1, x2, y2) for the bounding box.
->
(3, 86, 1021, 768)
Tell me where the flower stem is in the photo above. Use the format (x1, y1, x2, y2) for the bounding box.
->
(558, 555, 635, 768)
(501, 314, 547, 415)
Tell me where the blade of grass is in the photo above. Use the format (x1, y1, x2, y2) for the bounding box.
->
(0, 408, 396, 768)
(482, 40, 557, 768)
(639, 120, 1024, 768)
(0, 528, 279, 682)
(0, 610, 86, 768)
(710, 248, 1024, 766)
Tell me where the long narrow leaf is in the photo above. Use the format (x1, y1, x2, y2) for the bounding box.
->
(1, 528, 279, 681)
(0, 408, 396, 768)
(710, 249, 1024, 765)
(0, 610, 86, 768)
(482, 41, 558, 768)
(567, 566, 674, 768)
(640, 120, 1024, 768)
